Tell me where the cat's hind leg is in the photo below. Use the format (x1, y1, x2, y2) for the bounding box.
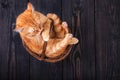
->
(46, 33, 78, 58)
(46, 33, 73, 58)
(47, 13, 69, 38)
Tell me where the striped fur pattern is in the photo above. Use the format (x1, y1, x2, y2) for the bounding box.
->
(14, 3, 78, 58)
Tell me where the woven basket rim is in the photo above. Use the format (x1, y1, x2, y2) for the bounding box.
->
(23, 41, 72, 63)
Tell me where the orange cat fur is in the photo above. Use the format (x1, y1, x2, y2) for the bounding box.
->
(14, 3, 78, 58)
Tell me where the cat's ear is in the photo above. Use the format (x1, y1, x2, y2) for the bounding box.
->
(13, 27, 24, 33)
(27, 2, 34, 12)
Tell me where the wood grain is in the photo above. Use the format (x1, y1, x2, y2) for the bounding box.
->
(0, 0, 14, 80)
(62, 0, 95, 80)
(13, 0, 30, 80)
(0, 0, 120, 80)
(95, 0, 120, 80)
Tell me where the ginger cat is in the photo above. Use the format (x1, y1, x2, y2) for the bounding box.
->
(14, 3, 78, 58)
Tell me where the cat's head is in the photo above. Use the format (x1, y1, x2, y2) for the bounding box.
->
(14, 2, 51, 41)
(13, 3, 47, 54)
(14, 2, 37, 34)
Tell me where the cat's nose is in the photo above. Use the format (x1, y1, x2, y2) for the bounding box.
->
(12, 23, 17, 32)
(12, 23, 20, 37)
(13, 28, 19, 33)
(13, 29, 19, 36)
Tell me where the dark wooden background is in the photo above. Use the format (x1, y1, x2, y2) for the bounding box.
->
(0, 0, 120, 80)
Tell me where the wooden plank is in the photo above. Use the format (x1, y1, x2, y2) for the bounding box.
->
(61, 0, 75, 79)
(29, 0, 63, 80)
(62, 0, 95, 80)
(0, 0, 15, 80)
(13, 0, 30, 80)
(1, 0, 120, 80)
(95, 0, 120, 80)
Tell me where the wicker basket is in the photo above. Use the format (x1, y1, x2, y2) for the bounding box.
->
(23, 41, 72, 63)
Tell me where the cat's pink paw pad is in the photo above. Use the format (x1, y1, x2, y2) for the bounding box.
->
(69, 34, 73, 38)
(62, 21, 69, 33)
(62, 22, 68, 28)
(66, 33, 73, 39)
